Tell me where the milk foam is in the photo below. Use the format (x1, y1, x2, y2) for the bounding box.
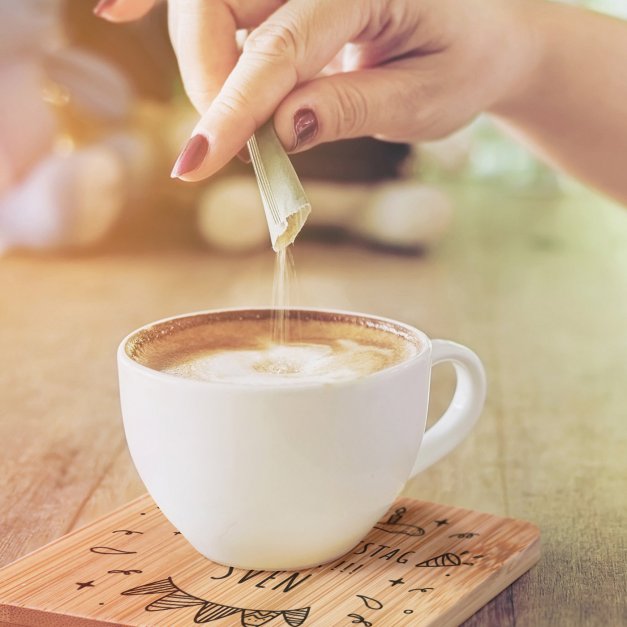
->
(164, 339, 398, 385)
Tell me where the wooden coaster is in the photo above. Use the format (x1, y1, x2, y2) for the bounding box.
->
(0, 495, 539, 626)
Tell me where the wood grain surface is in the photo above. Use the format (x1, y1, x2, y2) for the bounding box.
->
(0, 180, 625, 626)
(0, 495, 540, 626)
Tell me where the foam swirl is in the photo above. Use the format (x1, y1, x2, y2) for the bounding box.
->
(165, 340, 401, 385)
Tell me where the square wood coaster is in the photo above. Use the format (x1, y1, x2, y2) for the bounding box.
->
(0, 495, 540, 626)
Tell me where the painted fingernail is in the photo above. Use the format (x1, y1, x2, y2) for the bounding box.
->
(293, 108, 318, 148)
(170, 134, 209, 179)
(94, 0, 117, 17)
(237, 145, 251, 164)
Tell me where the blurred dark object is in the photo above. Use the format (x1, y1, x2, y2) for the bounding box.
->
(291, 138, 412, 182)
(63, 0, 178, 101)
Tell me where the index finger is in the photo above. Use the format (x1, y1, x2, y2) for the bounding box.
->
(169, 0, 239, 114)
(94, 0, 156, 21)
(172, 0, 369, 180)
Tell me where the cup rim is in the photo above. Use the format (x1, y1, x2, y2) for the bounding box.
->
(117, 307, 431, 390)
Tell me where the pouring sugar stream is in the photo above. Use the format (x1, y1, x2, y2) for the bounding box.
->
(247, 121, 309, 369)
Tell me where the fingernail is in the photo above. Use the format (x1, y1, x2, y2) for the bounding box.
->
(94, 0, 117, 17)
(293, 108, 318, 149)
(170, 134, 209, 179)
(237, 145, 251, 164)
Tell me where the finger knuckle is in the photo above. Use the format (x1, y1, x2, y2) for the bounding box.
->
(332, 82, 369, 137)
(244, 22, 300, 65)
(414, 110, 443, 140)
(216, 88, 259, 130)
(383, 80, 440, 141)
(410, 85, 445, 139)
(183, 85, 214, 110)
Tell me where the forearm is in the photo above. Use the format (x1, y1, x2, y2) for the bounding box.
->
(491, 1, 627, 203)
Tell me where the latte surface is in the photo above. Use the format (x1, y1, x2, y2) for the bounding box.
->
(127, 310, 421, 385)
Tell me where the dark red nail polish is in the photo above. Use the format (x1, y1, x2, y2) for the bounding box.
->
(94, 0, 117, 17)
(237, 145, 251, 164)
(171, 134, 209, 178)
(293, 108, 318, 148)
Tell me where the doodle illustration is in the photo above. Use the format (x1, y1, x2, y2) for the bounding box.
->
(121, 577, 310, 626)
(355, 595, 383, 611)
(434, 519, 450, 527)
(90, 546, 137, 555)
(330, 561, 364, 574)
(75, 581, 95, 590)
(347, 614, 372, 625)
(374, 508, 425, 537)
(112, 530, 143, 536)
(448, 533, 480, 539)
(415, 551, 482, 568)
(416, 553, 461, 567)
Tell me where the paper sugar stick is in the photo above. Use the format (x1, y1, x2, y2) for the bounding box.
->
(247, 121, 311, 251)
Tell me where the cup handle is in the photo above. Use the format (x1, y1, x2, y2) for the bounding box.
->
(410, 339, 487, 479)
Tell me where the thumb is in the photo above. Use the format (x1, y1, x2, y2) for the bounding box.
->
(272, 66, 434, 151)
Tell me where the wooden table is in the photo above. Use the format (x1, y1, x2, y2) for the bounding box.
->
(1, 180, 625, 626)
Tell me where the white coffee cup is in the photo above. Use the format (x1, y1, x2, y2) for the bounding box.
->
(118, 308, 486, 571)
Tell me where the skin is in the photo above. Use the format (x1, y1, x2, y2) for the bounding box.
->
(97, 0, 627, 204)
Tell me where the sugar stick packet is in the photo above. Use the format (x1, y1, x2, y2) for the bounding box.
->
(247, 121, 311, 251)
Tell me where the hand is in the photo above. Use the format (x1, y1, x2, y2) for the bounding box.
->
(96, 0, 539, 180)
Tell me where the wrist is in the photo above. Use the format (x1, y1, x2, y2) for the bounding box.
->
(488, 0, 549, 119)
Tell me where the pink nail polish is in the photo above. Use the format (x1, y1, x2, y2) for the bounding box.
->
(94, 0, 117, 17)
(294, 108, 318, 148)
(170, 135, 209, 179)
(237, 145, 251, 164)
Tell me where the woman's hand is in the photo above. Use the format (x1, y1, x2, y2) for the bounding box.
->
(96, 0, 539, 180)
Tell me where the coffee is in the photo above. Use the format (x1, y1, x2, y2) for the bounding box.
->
(127, 310, 421, 386)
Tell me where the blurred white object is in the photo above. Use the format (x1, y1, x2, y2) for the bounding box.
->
(0, 0, 147, 252)
(198, 177, 269, 253)
(104, 131, 155, 198)
(0, 0, 64, 58)
(420, 126, 474, 172)
(352, 182, 453, 249)
(44, 48, 134, 121)
(198, 176, 453, 252)
(0, 144, 125, 252)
